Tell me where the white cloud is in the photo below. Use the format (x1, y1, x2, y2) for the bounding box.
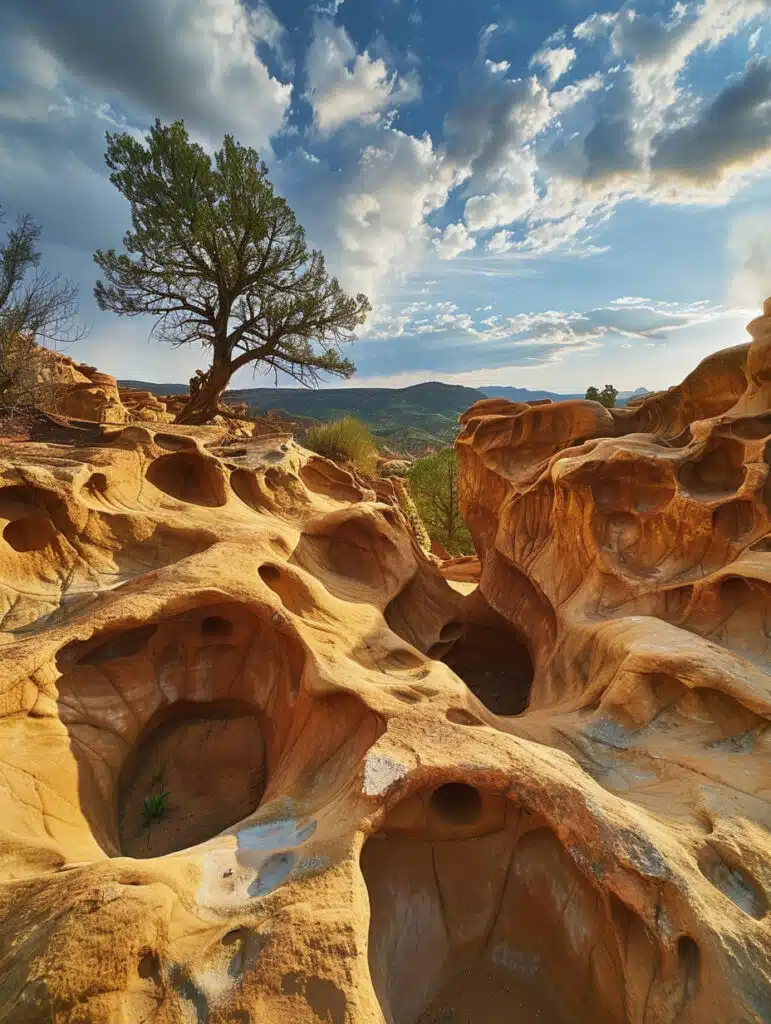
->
(530, 45, 576, 85)
(353, 296, 733, 376)
(277, 127, 454, 298)
(306, 20, 420, 135)
(0, 0, 292, 150)
(728, 213, 771, 307)
(434, 222, 475, 260)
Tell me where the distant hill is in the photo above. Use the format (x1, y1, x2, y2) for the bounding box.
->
(226, 382, 486, 452)
(119, 380, 190, 395)
(479, 386, 649, 407)
(117, 379, 650, 451)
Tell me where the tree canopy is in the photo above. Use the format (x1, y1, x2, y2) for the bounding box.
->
(0, 207, 85, 411)
(408, 448, 474, 556)
(94, 119, 371, 424)
(585, 384, 618, 409)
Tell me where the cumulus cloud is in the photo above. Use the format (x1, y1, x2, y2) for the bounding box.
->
(354, 297, 728, 375)
(276, 127, 454, 297)
(530, 45, 577, 85)
(434, 223, 475, 260)
(0, 0, 292, 149)
(306, 20, 420, 135)
(651, 56, 771, 185)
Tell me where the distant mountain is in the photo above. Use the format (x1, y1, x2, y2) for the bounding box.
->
(225, 382, 486, 452)
(116, 379, 650, 451)
(118, 380, 486, 453)
(118, 380, 190, 395)
(479, 386, 650, 407)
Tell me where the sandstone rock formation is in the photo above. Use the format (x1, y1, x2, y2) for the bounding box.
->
(0, 306, 769, 1023)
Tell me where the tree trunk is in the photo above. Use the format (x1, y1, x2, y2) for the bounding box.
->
(174, 362, 233, 425)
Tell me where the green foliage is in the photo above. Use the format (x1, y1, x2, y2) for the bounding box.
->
(379, 459, 411, 478)
(599, 384, 618, 409)
(584, 384, 618, 409)
(408, 448, 474, 556)
(143, 790, 169, 825)
(304, 416, 378, 475)
(94, 119, 370, 423)
(0, 207, 84, 412)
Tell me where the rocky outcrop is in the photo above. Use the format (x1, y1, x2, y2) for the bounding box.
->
(0, 307, 768, 1022)
(44, 348, 129, 424)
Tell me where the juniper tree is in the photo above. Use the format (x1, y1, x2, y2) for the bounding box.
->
(94, 120, 370, 424)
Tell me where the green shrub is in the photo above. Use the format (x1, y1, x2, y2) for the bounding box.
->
(143, 790, 169, 825)
(408, 448, 474, 556)
(304, 416, 378, 475)
(380, 459, 411, 479)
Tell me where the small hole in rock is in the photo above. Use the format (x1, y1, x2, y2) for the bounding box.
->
(430, 783, 482, 826)
(677, 936, 700, 1001)
(201, 616, 233, 639)
(86, 473, 108, 496)
(439, 621, 463, 643)
(138, 951, 162, 985)
(446, 708, 485, 727)
(3, 517, 56, 553)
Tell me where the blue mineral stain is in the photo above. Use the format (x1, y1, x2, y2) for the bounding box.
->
(237, 818, 317, 852)
(248, 851, 296, 897)
(583, 717, 636, 750)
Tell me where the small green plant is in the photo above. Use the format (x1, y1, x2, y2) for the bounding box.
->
(304, 416, 378, 475)
(143, 789, 169, 826)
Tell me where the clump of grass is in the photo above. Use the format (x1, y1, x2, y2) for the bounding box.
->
(304, 416, 378, 475)
(143, 789, 169, 826)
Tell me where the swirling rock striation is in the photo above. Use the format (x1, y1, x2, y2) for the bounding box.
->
(0, 306, 768, 1022)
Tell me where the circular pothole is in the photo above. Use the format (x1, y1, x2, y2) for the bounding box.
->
(119, 701, 265, 858)
(430, 783, 482, 826)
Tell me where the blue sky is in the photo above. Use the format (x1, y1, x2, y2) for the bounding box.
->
(1, 0, 770, 392)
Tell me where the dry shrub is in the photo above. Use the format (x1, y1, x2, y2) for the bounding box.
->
(304, 416, 378, 475)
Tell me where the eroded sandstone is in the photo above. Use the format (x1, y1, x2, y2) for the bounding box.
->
(0, 306, 769, 1022)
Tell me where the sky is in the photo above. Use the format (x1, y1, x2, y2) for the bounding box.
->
(1, 0, 771, 393)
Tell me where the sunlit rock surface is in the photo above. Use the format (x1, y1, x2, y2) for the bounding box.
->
(0, 306, 769, 1022)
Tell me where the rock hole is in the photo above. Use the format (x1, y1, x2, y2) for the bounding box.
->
(3, 517, 56, 552)
(85, 473, 108, 497)
(697, 846, 767, 919)
(728, 413, 771, 440)
(712, 500, 755, 541)
(668, 426, 693, 448)
(380, 648, 425, 672)
(146, 453, 227, 507)
(201, 616, 232, 639)
(678, 437, 746, 498)
(441, 622, 534, 716)
(259, 564, 315, 616)
(154, 433, 196, 452)
(118, 700, 266, 858)
(677, 936, 700, 1001)
(362, 823, 629, 1023)
(230, 469, 267, 512)
(391, 689, 422, 705)
(300, 458, 363, 502)
(430, 783, 482, 826)
(65, 625, 158, 668)
(138, 951, 162, 985)
(446, 708, 485, 727)
(439, 621, 463, 644)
